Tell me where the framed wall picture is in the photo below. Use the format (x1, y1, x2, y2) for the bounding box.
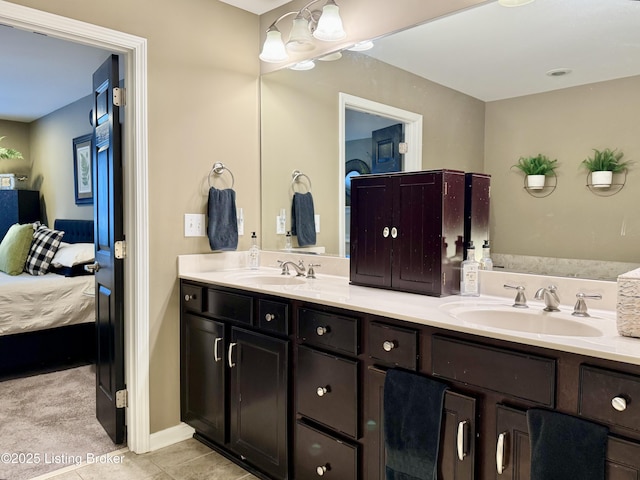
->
(73, 134, 93, 205)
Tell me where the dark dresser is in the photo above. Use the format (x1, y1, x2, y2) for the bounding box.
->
(0, 190, 41, 241)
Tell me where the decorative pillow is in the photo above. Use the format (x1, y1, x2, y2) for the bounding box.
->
(24, 225, 65, 276)
(0, 223, 35, 275)
(51, 242, 95, 268)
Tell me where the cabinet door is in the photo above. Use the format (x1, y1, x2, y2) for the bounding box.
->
(180, 313, 226, 445)
(495, 405, 531, 480)
(350, 175, 393, 288)
(365, 367, 476, 480)
(229, 327, 288, 480)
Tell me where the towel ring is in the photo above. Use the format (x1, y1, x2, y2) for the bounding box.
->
(208, 162, 235, 188)
(291, 169, 312, 193)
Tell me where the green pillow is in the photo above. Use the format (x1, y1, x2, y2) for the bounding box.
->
(0, 223, 35, 275)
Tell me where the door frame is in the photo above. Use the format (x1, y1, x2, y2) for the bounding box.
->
(339, 93, 423, 257)
(0, 1, 150, 453)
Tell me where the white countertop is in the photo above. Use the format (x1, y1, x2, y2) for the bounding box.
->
(178, 253, 640, 366)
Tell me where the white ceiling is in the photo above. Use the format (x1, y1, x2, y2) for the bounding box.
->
(218, 0, 291, 15)
(1, 0, 639, 123)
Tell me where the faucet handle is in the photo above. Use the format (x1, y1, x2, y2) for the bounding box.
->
(572, 292, 602, 317)
(307, 263, 321, 279)
(504, 284, 528, 308)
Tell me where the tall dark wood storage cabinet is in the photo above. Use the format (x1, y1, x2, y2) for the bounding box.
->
(349, 170, 465, 297)
(0, 190, 41, 241)
(463, 173, 491, 260)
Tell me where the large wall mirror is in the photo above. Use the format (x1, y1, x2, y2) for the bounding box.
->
(260, 0, 640, 280)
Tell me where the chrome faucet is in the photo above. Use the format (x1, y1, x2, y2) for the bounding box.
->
(572, 292, 602, 317)
(278, 260, 306, 276)
(534, 285, 560, 312)
(504, 284, 528, 308)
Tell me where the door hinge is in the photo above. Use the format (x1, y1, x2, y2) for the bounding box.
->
(443, 271, 446, 286)
(444, 181, 449, 196)
(113, 87, 126, 107)
(399, 142, 408, 154)
(115, 240, 127, 259)
(115, 389, 128, 408)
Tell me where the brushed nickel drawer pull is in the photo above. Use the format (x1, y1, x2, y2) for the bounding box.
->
(391, 226, 398, 239)
(228, 342, 237, 368)
(265, 313, 275, 322)
(184, 294, 194, 302)
(213, 337, 222, 362)
(316, 386, 330, 397)
(383, 227, 390, 238)
(383, 340, 396, 352)
(612, 396, 627, 412)
(316, 464, 328, 476)
(457, 420, 467, 461)
(496, 432, 506, 475)
(316, 326, 329, 336)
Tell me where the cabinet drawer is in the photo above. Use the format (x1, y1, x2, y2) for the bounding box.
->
(432, 336, 556, 407)
(182, 283, 204, 313)
(207, 289, 252, 325)
(295, 421, 358, 480)
(368, 322, 418, 370)
(298, 308, 359, 356)
(297, 345, 359, 438)
(579, 365, 640, 434)
(257, 299, 289, 335)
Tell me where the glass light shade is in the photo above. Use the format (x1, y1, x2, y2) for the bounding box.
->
(313, 3, 346, 41)
(289, 60, 316, 71)
(259, 29, 288, 63)
(287, 17, 315, 52)
(317, 51, 342, 61)
(348, 40, 374, 52)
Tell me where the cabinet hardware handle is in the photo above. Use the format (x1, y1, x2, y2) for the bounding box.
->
(184, 294, 194, 302)
(85, 262, 100, 273)
(228, 342, 237, 368)
(383, 226, 390, 238)
(265, 313, 275, 322)
(391, 227, 398, 239)
(382, 340, 395, 352)
(496, 432, 506, 475)
(316, 464, 328, 476)
(612, 396, 627, 412)
(213, 337, 222, 362)
(316, 386, 330, 397)
(316, 326, 328, 336)
(457, 420, 467, 461)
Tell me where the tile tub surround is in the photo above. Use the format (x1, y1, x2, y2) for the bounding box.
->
(178, 253, 640, 366)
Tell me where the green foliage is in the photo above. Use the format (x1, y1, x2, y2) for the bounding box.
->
(0, 136, 24, 160)
(582, 148, 630, 173)
(513, 154, 558, 176)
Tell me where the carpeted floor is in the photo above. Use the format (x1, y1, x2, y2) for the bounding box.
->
(0, 365, 118, 480)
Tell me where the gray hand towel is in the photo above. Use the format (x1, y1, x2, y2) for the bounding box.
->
(291, 192, 316, 247)
(384, 369, 449, 480)
(207, 187, 238, 251)
(527, 408, 608, 480)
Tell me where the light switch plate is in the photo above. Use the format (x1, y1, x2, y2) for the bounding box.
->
(184, 213, 206, 237)
(315, 214, 320, 233)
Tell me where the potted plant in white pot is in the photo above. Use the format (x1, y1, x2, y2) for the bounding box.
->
(513, 154, 558, 190)
(582, 148, 630, 188)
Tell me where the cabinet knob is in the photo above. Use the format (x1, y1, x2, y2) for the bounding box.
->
(383, 340, 396, 352)
(391, 226, 398, 239)
(184, 294, 195, 302)
(612, 396, 627, 412)
(316, 326, 329, 336)
(383, 226, 390, 238)
(316, 386, 330, 397)
(316, 464, 328, 476)
(265, 313, 275, 322)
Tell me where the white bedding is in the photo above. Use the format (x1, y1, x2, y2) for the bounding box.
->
(0, 272, 95, 336)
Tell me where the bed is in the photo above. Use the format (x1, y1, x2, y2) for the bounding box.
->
(0, 219, 96, 377)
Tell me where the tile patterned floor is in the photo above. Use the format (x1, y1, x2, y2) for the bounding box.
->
(35, 439, 258, 480)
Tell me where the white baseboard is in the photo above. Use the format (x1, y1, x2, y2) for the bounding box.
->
(149, 422, 196, 451)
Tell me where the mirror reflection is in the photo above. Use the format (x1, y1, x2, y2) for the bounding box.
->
(260, 0, 640, 280)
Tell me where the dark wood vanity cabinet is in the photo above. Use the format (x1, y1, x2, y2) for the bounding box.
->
(180, 279, 640, 480)
(350, 169, 465, 296)
(180, 282, 289, 480)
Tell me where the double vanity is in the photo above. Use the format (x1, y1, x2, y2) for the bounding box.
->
(178, 252, 640, 480)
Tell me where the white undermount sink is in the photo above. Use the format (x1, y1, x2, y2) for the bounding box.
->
(445, 303, 607, 337)
(225, 271, 306, 286)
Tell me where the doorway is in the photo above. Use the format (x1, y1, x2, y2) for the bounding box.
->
(0, 2, 150, 453)
(339, 93, 423, 257)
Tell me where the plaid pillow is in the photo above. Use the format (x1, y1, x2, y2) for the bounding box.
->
(24, 225, 65, 276)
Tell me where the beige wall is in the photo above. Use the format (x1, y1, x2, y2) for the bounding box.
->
(30, 95, 95, 225)
(0, 119, 30, 177)
(8, 0, 261, 433)
(485, 76, 640, 263)
(261, 52, 485, 253)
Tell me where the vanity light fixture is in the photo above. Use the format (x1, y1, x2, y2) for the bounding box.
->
(259, 0, 347, 63)
(498, 0, 535, 6)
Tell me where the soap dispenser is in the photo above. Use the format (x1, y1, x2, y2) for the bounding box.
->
(480, 240, 493, 271)
(460, 241, 480, 296)
(248, 231, 260, 270)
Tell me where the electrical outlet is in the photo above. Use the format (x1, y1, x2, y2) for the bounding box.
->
(184, 213, 206, 237)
